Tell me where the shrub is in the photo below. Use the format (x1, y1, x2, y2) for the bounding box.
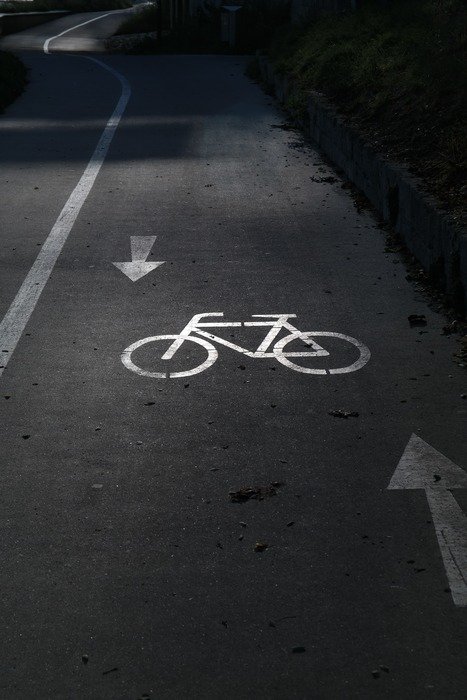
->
(0, 50, 27, 113)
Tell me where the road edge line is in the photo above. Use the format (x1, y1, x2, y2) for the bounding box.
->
(44, 11, 118, 53)
(0, 57, 131, 378)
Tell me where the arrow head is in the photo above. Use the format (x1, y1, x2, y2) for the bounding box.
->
(388, 434, 467, 490)
(113, 261, 165, 282)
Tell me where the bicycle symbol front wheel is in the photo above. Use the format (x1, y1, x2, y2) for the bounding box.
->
(121, 335, 218, 379)
(273, 331, 370, 375)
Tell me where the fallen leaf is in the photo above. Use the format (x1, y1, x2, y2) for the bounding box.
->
(254, 542, 268, 552)
(408, 314, 427, 327)
(442, 320, 458, 335)
(328, 410, 359, 419)
(229, 483, 283, 503)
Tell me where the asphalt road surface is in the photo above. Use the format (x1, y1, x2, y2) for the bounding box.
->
(0, 8, 135, 52)
(0, 10, 466, 700)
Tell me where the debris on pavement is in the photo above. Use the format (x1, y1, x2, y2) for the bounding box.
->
(254, 542, 268, 552)
(408, 314, 427, 327)
(328, 410, 359, 419)
(442, 320, 458, 335)
(309, 175, 338, 184)
(271, 615, 298, 626)
(229, 483, 284, 503)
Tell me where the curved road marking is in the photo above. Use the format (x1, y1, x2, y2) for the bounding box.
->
(43, 12, 117, 53)
(0, 58, 131, 378)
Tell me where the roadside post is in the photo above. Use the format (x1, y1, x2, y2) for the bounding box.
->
(220, 5, 242, 49)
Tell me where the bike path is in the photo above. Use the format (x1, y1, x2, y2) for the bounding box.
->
(0, 53, 466, 698)
(0, 8, 133, 52)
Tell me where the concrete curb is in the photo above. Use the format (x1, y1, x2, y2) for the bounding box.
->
(258, 55, 467, 312)
(0, 11, 70, 36)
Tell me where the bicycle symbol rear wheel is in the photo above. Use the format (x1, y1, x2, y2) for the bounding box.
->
(121, 335, 218, 379)
(273, 331, 370, 374)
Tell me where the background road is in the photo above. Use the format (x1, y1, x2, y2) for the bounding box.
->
(0, 9, 136, 52)
(0, 18, 466, 699)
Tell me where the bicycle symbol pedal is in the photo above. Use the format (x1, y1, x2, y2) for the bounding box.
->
(121, 312, 371, 379)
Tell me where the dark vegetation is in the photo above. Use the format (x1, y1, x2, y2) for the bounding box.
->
(115, 1, 158, 35)
(0, 0, 130, 11)
(118, 0, 291, 53)
(0, 50, 27, 113)
(266, 0, 466, 225)
(118, 0, 465, 223)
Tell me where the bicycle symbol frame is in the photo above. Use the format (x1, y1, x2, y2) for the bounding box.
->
(121, 313, 371, 379)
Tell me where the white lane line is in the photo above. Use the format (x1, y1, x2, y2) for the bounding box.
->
(0, 58, 131, 378)
(43, 12, 117, 53)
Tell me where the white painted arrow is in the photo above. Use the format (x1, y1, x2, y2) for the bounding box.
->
(113, 236, 165, 282)
(388, 433, 467, 606)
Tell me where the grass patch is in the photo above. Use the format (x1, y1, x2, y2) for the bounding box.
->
(0, 0, 131, 11)
(0, 50, 27, 112)
(267, 0, 466, 223)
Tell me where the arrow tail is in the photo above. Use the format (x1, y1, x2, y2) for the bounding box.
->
(425, 487, 467, 606)
(130, 235, 157, 262)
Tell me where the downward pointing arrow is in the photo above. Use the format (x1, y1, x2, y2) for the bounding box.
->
(388, 434, 467, 606)
(113, 236, 165, 281)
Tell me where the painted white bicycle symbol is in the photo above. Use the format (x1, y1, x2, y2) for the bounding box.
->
(121, 313, 370, 379)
